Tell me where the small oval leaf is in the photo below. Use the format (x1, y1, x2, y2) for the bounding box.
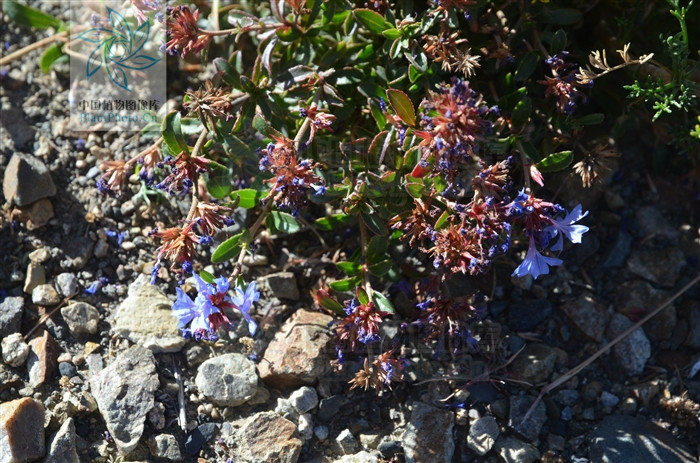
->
(535, 150, 573, 173)
(386, 89, 416, 126)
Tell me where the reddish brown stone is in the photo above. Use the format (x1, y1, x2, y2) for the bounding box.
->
(27, 330, 60, 387)
(258, 309, 334, 388)
(0, 398, 46, 463)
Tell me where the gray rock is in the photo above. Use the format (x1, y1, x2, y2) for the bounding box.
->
(466, 415, 499, 456)
(3, 153, 57, 206)
(1, 333, 29, 367)
(0, 297, 24, 338)
(90, 345, 159, 455)
(42, 417, 79, 463)
(61, 302, 100, 335)
(560, 292, 609, 342)
(402, 402, 454, 463)
(626, 247, 685, 288)
(508, 299, 552, 331)
(602, 231, 632, 269)
(314, 425, 329, 440)
(260, 272, 300, 300)
(635, 206, 680, 241)
(113, 274, 186, 353)
(335, 429, 359, 454)
(185, 422, 218, 456)
(600, 391, 620, 408)
(233, 411, 302, 463)
(32, 284, 61, 306)
(333, 451, 379, 463)
(508, 395, 547, 442)
(195, 353, 258, 407)
(297, 413, 313, 440)
(24, 262, 45, 294)
(289, 386, 318, 414)
(494, 436, 540, 463)
(55, 273, 79, 298)
(147, 434, 182, 461)
(0, 398, 45, 463)
(683, 302, 700, 349)
(275, 398, 299, 421)
(589, 414, 695, 463)
(93, 240, 109, 259)
(318, 395, 351, 423)
(608, 313, 651, 376)
(615, 280, 674, 341)
(508, 343, 557, 384)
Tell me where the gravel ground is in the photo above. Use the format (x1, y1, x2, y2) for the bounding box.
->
(2, 3, 700, 463)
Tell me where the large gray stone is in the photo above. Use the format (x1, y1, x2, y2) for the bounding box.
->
(626, 247, 685, 288)
(509, 343, 557, 384)
(589, 415, 695, 463)
(90, 345, 159, 455)
(402, 402, 454, 463)
(3, 153, 56, 206)
(0, 398, 45, 463)
(508, 395, 547, 442)
(147, 434, 182, 461)
(0, 297, 23, 338)
(61, 302, 100, 335)
(195, 353, 258, 407)
(560, 292, 609, 342)
(466, 415, 499, 456)
(607, 313, 651, 377)
(113, 274, 185, 353)
(41, 417, 79, 463)
(2, 333, 29, 367)
(494, 436, 540, 463)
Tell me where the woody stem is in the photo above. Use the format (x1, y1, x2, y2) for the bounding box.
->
(185, 130, 209, 222)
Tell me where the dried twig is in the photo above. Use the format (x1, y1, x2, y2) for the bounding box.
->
(522, 273, 700, 423)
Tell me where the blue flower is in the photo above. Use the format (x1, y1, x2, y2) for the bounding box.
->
(172, 273, 233, 339)
(512, 237, 563, 279)
(546, 204, 589, 252)
(231, 281, 260, 336)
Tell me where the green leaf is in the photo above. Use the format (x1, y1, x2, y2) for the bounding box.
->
(337, 261, 363, 276)
(434, 210, 450, 230)
(550, 29, 567, 55)
(3, 0, 61, 29)
(368, 260, 392, 276)
(213, 57, 240, 86)
(520, 140, 542, 163)
(206, 162, 231, 199)
(266, 211, 302, 234)
(317, 291, 345, 315)
(511, 97, 532, 127)
(366, 236, 388, 264)
(211, 232, 243, 263)
(361, 211, 388, 236)
(162, 111, 189, 154)
(515, 53, 539, 82)
(329, 276, 362, 292)
(315, 213, 354, 230)
(199, 270, 216, 284)
(535, 150, 573, 172)
(372, 290, 395, 314)
(575, 113, 605, 125)
(231, 189, 264, 209)
(39, 43, 64, 73)
(386, 89, 416, 126)
(353, 8, 392, 34)
(356, 287, 370, 305)
(382, 28, 402, 39)
(405, 181, 425, 199)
